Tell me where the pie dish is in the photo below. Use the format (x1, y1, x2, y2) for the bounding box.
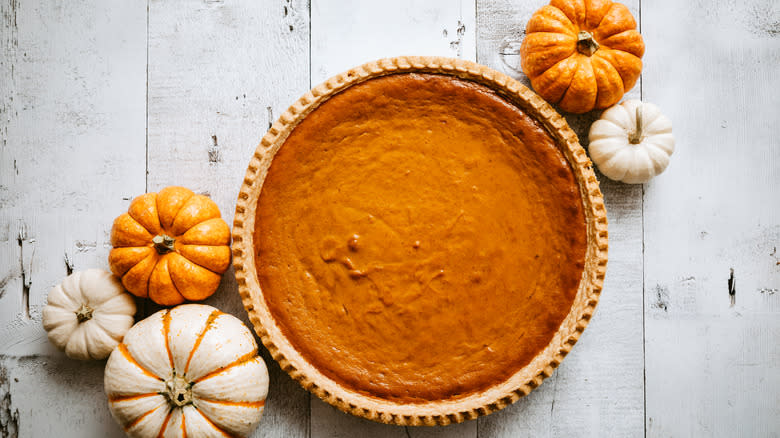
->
(233, 56, 608, 425)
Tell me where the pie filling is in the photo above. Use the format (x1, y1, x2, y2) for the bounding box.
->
(254, 73, 587, 403)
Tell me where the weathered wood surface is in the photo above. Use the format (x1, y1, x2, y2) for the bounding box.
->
(0, 0, 146, 436)
(0, 0, 778, 437)
(642, 0, 780, 436)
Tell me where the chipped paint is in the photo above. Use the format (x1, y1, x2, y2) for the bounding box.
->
(0, 361, 19, 438)
(728, 268, 736, 307)
(16, 224, 30, 319)
(208, 134, 221, 164)
(448, 20, 466, 58)
(1, 0, 19, 150)
(747, 3, 779, 37)
(0, 275, 10, 300)
(652, 284, 670, 312)
(73, 240, 96, 253)
(63, 252, 74, 276)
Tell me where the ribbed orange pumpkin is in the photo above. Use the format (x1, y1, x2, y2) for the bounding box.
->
(109, 186, 231, 305)
(520, 0, 645, 114)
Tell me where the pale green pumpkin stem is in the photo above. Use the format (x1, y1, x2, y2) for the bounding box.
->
(629, 105, 644, 144)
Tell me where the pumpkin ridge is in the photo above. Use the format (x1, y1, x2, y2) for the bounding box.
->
(111, 213, 155, 248)
(162, 255, 189, 304)
(194, 407, 238, 438)
(175, 247, 226, 276)
(531, 57, 578, 105)
(156, 408, 174, 438)
(641, 143, 671, 173)
(590, 55, 624, 109)
(184, 310, 223, 375)
(145, 256, 171, 303)
(548, 6, 576, 34)
(128, 193, 163, 236)
(168, 195, 220, 237)
(595, 53, 624, 90)
(551, 0, 584, 29)
(196, 398, 266, 408)
(557, 57, 579, 103)
(144, 255, 162, 298)
(592, 3, 637, 42)
(118, 343, 164, 381)
(48, 284, 81, 312)
(43, 300, 73, 313)
(177, 215, 229, 244)
(124, 404, 163, 432)
(157, 188, 195, 231)
(109, 392, 159, 403)
(77, 270, 107, 307)
(162, 309, 174, 369)
(167, 255, 223, 302)
(556, 55, 589, 107)
(638, 107, 664, 129)
(592, 2, 614, 32)
(181, 409, 187, 438)
(192, 351, 258, 384)
(596, 29, 643, 55)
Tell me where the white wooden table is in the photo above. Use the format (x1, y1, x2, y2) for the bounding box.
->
(1, 0, 778, 436)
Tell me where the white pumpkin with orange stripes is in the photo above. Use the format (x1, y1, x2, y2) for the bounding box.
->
(104, 304, 269, 437)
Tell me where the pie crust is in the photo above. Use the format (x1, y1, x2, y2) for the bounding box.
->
(233, 56, 608, 425)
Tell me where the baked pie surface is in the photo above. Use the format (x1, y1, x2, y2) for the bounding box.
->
(233, 57, 608, 425)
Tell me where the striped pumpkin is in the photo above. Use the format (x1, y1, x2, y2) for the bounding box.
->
(104, 304, 268, 438)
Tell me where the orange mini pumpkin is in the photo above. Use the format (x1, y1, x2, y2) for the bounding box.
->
(520, 0, 644, 114)
(109, 186, 231, 305)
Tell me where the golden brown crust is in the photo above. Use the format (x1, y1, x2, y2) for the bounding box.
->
(232, 56, 608, 425)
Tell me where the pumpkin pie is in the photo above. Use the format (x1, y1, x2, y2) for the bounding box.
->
(233, 57, 608, 425)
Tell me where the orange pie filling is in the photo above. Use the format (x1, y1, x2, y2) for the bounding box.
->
(254, 73, 587, 403)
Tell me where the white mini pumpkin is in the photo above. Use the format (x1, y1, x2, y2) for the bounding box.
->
(42, 269, 136, 360)
(588, 99, 675, 184)
(104, 304, 269, 438)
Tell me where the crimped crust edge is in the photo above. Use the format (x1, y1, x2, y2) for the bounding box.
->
(232, 56, 608, 426)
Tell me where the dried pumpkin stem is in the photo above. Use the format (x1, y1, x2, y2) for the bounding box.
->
(163, 374, 192, 407)
(576, 30, 600, 56)
(75, 303, 93, 323)
(629, 105, 643, 144)
(152, 234, 176, 254)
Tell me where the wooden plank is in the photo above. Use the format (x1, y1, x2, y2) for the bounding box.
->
(309, 1, 477, 436)
(642, 0, 780, 436)
(0, 0, 146, 435)
(476, 0, 645, 436)
(146, 1, 311, 437)
(0, 355, 123, 436)
(311, 0, 476, 84)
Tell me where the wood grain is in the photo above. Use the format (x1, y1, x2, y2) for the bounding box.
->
(146, 1, 311, 436)
(311, 0, 476, 85)
(0, 0, 146, 435)
(642, 0, 780, 436)
(476, 0, 645, 436)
